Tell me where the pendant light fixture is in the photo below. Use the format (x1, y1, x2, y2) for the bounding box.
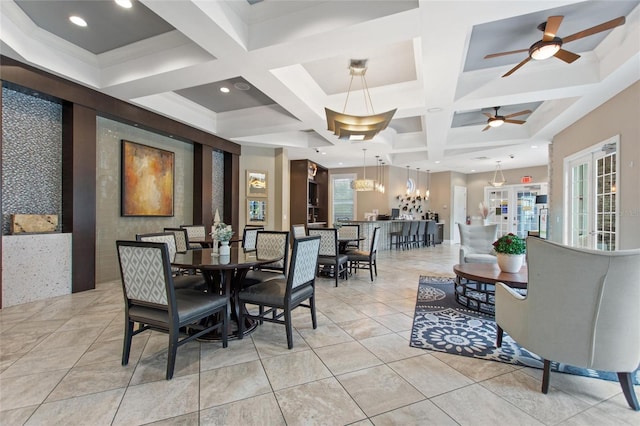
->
(379, 161, 386, 194)
(425, 169, 430, 200)
(374, 156, 381, 192)
(406, 166, 411, 195)
(416, 168, 421, 197)
(325, 59, 397, 141)
(351, 148, 375, 191)
(489, 161, 507, 187)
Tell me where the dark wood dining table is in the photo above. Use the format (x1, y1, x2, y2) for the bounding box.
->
(337, 237, 365, 254)
(172, 247, 282, 339)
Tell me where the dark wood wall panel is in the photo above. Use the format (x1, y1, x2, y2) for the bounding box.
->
(62, 103, 97, 293)
(225, 153, 240, 232)
(193, 144, 213, 227)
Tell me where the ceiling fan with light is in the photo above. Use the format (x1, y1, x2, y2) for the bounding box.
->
(482, 106, 531, 131)
(485, 15, 626, 77)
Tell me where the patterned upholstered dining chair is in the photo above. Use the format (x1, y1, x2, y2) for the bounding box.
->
(308, 227, 348, 287)
(136, 232, 204, 290)
(116, 240, 228, 379)
(243, 231, 290, 287)
(242, 226, 264, 251)
(181, 224, 207, 249)
(347, 226, 380, 282)
(338, 224, 360, 251)
(164, 227, 189, 252)
(237, 235, 321, 349)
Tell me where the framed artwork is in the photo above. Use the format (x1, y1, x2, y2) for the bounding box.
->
(247, 198, 267, 225)
(121, 140, 174, 217)
(247, 170, 267, 197)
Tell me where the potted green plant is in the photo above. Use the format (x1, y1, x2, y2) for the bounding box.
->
(492, 233, 526, 273)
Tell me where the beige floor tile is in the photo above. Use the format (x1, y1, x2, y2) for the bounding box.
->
(557, 405, 637, 426)
(389, 353, 474, 397)
(144, 411, 199, 425)
(359, 333, 424, 363)
(297, 323, 355, 348)
(0, 351, 26, 373)
(370, 399, 458, 426)
(351, 302, 399, 317)
(200, 393, 285, 426)
(129, 339, 200, 385)
(593, 392, 640, 425)
(199, 360, 272, 409)
(0, 370, 68, 412)
(112, 374, 199, 425)
(336, 317, 393, 340)
(26, 388, 124, 426)
(75, 333, 147, 367)
(431, 351, 518, 382)
(1, 345, 88, 378)
(275, 377, 366, 425)
(317, 302, 369, 323)
(250, 322, 309, 359)
(372, 312, 414, 332)
(0, 405, 38, 424)
(337, 364, 425, 417)
(46, 360, 135, 402)
(431, 383, 544, 426)
(200, 338, 259, 372)
(482, 370, 593, 424)
(262, 349, 332, 390)
(519, 366, 623, 405)
(314, 341, 383, 375)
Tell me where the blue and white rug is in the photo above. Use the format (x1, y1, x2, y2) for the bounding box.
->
(410, 276, 640, 385)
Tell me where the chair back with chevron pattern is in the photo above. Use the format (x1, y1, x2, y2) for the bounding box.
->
(255, 231, 289, 274)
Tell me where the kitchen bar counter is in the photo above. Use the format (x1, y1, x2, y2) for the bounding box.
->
(339, 220, 443, 251)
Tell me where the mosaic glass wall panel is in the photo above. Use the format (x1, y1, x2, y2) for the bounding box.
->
(212, 151, 224, 220)
(1, 87, 62, 234)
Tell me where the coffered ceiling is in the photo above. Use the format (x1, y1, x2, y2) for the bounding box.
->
(2, 0, 638, 173)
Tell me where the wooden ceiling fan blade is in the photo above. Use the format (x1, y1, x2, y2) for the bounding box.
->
(562, 16, 626, 44)
(482, 112, 493, 118)
(502, 57, 530, 77)
(554, 49, 580, 63)
(505, 109, 532, 119)
(543, 16, 563, 41)
(505, 119, 526, 125)
(482, 125, 491, 132)
(484, 48, 529, 59)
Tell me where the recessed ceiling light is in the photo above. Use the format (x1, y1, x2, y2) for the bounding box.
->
(321, 152, 326, 155)
(428, 107, 443, 113)
(338, 162, 343, 165)
(233, 82, 251, 91)
(471, 169, 476, 172)
(219, 87, 230, 93)
(435, 161, 440, 164)
(115, 0, 132, 8)
(69, 16, 87, 27)
(531, 145, 538, 149)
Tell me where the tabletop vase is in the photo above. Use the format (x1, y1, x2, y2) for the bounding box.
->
(219, 240, 230, 256)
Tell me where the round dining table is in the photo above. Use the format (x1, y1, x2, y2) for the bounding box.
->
(172, 247, 282, 340)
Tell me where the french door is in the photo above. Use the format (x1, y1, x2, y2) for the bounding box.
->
(565, 136, 618, 250)
(485, 183, 547, 238)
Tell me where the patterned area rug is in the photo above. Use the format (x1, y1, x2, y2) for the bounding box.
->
(410, 276, 640, 385)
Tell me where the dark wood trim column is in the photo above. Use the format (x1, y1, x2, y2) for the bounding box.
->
(193, 144, 213, 227)
(62, 102, 96, 293)
(0, 86, 3, 307)
(225, 153, 240, 232)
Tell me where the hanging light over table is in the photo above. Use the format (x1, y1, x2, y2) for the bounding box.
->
(489, 161, 507, 187)
(425, 169, 430, 200)
(325, 59, 397, 141)
(351, 149, 375, 191)
(416, 168, 421, 198)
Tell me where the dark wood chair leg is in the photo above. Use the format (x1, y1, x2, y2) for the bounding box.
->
(617, 372, 640, 411)
(496, 325, 503, 347)
(122, 321, 134, 366)
(541, 359, 551, 394)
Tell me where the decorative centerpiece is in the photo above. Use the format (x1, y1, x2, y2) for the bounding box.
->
(212, 222, 234, 256)
(492, 233, 526, 273)
(479, 202, 490, 225)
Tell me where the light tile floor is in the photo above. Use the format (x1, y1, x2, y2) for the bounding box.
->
(1, 243, 638, 425)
